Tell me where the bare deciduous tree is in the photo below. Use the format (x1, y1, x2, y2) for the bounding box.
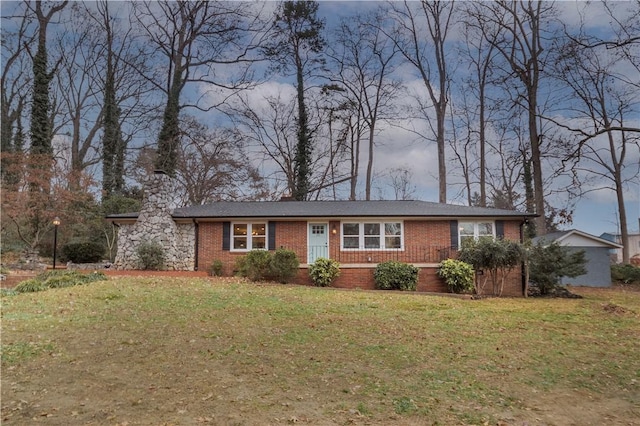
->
(554, 4, 640, 263)
(456, 2, 502, 207)
(328, 11, 401, 200)
(132, 0, 268, 176)
(386, 167, 417, 201)
(174, 117, 269, 205)
(1, 3, 34, 180)
(469, 1, 557, 234)
(230, 93, 298, 196)
(386, 0, 455, 204)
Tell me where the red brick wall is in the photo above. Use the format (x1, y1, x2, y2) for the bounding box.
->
(198, 221, 310, 275)
(197, 219, 524, 296)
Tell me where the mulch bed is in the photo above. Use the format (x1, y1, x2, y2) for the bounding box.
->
(102, 269, 208, 278)
(527, 284, 584, 298)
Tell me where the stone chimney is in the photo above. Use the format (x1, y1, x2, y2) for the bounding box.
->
(113, 171, 195, 270)
(138, 170, 176, 220)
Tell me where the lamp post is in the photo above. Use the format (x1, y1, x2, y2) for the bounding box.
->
(52, 217, 60, 269)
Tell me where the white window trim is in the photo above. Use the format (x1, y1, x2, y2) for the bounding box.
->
(231, 222, 268, 252)
(458, 221, 495, 247)
(340, 221, 404, 251)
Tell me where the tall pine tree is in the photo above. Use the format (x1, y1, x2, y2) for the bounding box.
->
(264, 1, 325, 200)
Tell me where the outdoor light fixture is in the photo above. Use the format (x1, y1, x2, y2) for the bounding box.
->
(332, 225, 337, 235)
(52, 217, 61, 269)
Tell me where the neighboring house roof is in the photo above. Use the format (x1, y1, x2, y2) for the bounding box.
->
(107, 200, 537, 221)
(533, 229, 623, 248)
(599, 232, 618, 242)
(600, 232, 640, 240)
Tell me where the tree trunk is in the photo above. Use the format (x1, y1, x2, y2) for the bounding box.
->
(478, 84, 487, 207)
(365, 119, 375, 200)
(528, 103, 546, 235)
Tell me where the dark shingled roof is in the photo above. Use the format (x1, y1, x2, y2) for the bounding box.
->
(159, 200, 534, 220)
(106, 200, 536, 221)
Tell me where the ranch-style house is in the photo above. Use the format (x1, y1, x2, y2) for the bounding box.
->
(107, 171, 536, 296)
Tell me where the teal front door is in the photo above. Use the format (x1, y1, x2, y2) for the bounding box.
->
(308, 223, 328, 264)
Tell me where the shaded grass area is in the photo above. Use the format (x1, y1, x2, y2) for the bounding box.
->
(2, 277, 639, 425)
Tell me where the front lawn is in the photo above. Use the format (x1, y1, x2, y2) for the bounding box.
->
(2, 277, 639, 425)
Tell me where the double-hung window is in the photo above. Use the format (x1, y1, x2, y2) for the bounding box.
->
(459, 221, 494, 246)
(232, 223, 266, 251)
(341, 221, 403, 250)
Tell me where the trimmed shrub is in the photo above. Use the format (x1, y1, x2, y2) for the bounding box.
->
(611, 264, 640, 285)
(238, 250, 272, 281)
(459, 237, 524, 296)
(15, 279, 46, 293)
(136, 241, 164, 270)
(61, 242, 105, 263)
(269, 249, 299, 283)
(208, 260, 224, 277)
(437, 259, 474, 293)
(309, 257, 340, 287)
(374, 261, 418, 291)
(234, 256, 247, 277)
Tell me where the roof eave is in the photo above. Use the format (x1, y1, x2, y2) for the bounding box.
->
(170, 213, 537, 220)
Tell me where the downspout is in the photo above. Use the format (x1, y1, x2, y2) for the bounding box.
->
(193, 219, 199, 271)
(520, 218, 528, 297)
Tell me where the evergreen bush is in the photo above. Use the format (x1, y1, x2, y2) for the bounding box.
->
(61, 242, 105, 263)
(437, 259, 475, 293)
(136, 241, 165, 270)
(528, 241, 587, 295)
(234, 256, 247, 277)
(208, 259, 224, 276)
(611, 264, 640, 284)
(458, 237, 524, 296)
(308, 257, 340, 287)
(269, 249, 299, 283)
(374, 261, 418, 291)
(238, 250, 272, 281)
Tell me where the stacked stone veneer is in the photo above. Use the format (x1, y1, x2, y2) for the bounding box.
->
(113, 171, 195, 270)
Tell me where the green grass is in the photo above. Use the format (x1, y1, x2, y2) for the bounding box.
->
(1, 277, 639, 425)
(1, 341, 56, 364)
